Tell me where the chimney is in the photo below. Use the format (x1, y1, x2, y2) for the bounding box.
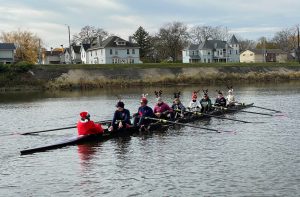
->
(129, 36, 133, 43)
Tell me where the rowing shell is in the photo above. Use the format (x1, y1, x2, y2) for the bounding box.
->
(20, 103, 253, 155)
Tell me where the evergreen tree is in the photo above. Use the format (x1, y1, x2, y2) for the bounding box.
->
(132, 26, 151, 59)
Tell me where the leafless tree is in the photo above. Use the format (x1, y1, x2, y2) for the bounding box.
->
(188, 25, 231, 44)
(155, 21, 189, 62)
(272, 27, 297, 52)
(72, 25, 109, 44)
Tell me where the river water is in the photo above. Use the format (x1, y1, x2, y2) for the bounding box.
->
(0, 82, 299, 197)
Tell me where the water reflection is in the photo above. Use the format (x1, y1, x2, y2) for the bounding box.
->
(77, 141, 102, 166)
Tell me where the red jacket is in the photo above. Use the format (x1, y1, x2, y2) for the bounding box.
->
(77, 120, 104, 136)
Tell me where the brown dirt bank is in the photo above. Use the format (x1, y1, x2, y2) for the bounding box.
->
(1, 64, 300, 91)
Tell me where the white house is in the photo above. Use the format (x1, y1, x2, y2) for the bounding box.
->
(182, 35, 240, 63)
(80, 44, 91, 64)
(60, 48, 71, 64)
(42, 50, 62, 64)
(0, 43, 16, 64)
(71, 45, 81, 64)
(87, 36, 140, 64)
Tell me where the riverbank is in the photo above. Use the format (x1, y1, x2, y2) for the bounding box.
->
(1, 63, 300, 91)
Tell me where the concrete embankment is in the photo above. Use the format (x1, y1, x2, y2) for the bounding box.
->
(1, 64, 300, 91)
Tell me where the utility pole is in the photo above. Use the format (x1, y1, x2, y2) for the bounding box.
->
(297, 25, 300, 63)
(66, 24, 72, 64)
(38, 39, 41, 64)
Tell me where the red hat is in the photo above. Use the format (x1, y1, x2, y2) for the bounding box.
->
(140, 97, 148, 104)
(80, 111, 90, 119)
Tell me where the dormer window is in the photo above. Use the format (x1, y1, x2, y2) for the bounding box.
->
(116, 41, 126, 45)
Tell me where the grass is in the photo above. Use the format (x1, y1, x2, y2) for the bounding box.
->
(34, 62, 300, 70)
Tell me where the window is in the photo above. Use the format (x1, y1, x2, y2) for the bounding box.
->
(204, 58, 206, 63)
(132, 49, 135, 54)
(236, 50, 238, 54)
(91, 52, 92, 57)
(127, 49, 130, 54)
(96, 51, 97, 56)
(208, 52, 210, 55)
(110, 49, 113, 55)
(250, 53, 253, 56)
(230, 50, 232, 55)
(243, 54, 246, 56)
(115, 50, 118, 55)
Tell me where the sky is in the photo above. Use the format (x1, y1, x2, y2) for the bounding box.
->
(0, 0, 299, 49)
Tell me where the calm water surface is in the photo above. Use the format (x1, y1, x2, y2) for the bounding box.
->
(0, 83, 299, 197)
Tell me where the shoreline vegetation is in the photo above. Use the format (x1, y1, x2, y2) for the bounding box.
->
(1, 62, 300, 92)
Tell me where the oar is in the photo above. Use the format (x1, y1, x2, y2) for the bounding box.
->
(182, 110, 251, 123)
(145, 117, 233, 133)
(212, 106, 274, 116)
(20, 119, 112, 135)
(251, 105, 282, 113)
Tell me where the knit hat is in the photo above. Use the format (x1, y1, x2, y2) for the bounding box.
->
(116, 101, 124, 108)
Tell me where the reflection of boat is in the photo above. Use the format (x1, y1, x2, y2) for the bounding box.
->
(77, 141, 102, 161)
(20, 103, 253, 155)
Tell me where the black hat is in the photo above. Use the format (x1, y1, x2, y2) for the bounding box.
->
(116, 101, 124, 108)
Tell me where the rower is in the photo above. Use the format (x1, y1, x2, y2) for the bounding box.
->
(188, 91, 201, 112)
(226, 88, 237, 106)
(108, 101, 131, 132)
(214, 90, 227, 107)
(133, 96, 154, 127)
(77, 111, 104, 136)
(153, 96, 173, 119)
(171, 92, 186, 118)
(200, 89, 212, 113)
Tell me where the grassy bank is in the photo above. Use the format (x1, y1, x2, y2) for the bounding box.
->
(1, 62, 300, 91)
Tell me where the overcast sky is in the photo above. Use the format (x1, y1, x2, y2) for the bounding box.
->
(1, 0, 299, 49)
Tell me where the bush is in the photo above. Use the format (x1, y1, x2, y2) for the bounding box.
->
(0, 63, 10, 72)
(12, 61, 34, 72)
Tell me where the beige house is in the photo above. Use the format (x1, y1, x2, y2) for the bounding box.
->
(240, 49, 287, 63)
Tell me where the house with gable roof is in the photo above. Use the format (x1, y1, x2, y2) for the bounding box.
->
(0, 43, 16, 64)
(71, 45, 81, 64)
(240, 49, 287, 63)
(182, 35, 240, 63)
(80, 43, 91, 64)
(87, 36, 140, 64)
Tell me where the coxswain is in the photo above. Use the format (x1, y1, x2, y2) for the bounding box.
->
(108, 101, 131, 131)
(171, 92, 186, 118)
(188, 91, 201, 112)
(133, 95, 154, 127)
(77, 111, 104, 136)
(226, 88, 237, 106)
(214, 90, 227, 107)
(200, 89, 212, 113)
(153, 97, 173, 119)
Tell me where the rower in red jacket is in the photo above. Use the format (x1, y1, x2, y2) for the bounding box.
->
(77, 111, 104, 136)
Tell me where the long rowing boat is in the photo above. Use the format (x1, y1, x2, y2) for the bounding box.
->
(20, 103, 253, 155)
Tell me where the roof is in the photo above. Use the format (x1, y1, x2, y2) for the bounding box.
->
(0, 43, 16, 50)
(82, 44, 91, 51)
(247, 49, 287, 54)
(199, 40, 231, 50)
(72, 45, 81, 53)
(44, 51, 63, 56)
(229, 35, 239, 44)
(88, 36, 139, 50)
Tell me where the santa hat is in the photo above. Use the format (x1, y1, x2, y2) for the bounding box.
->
(80, 111, 90, 119)
(140, 93, 148, 104)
